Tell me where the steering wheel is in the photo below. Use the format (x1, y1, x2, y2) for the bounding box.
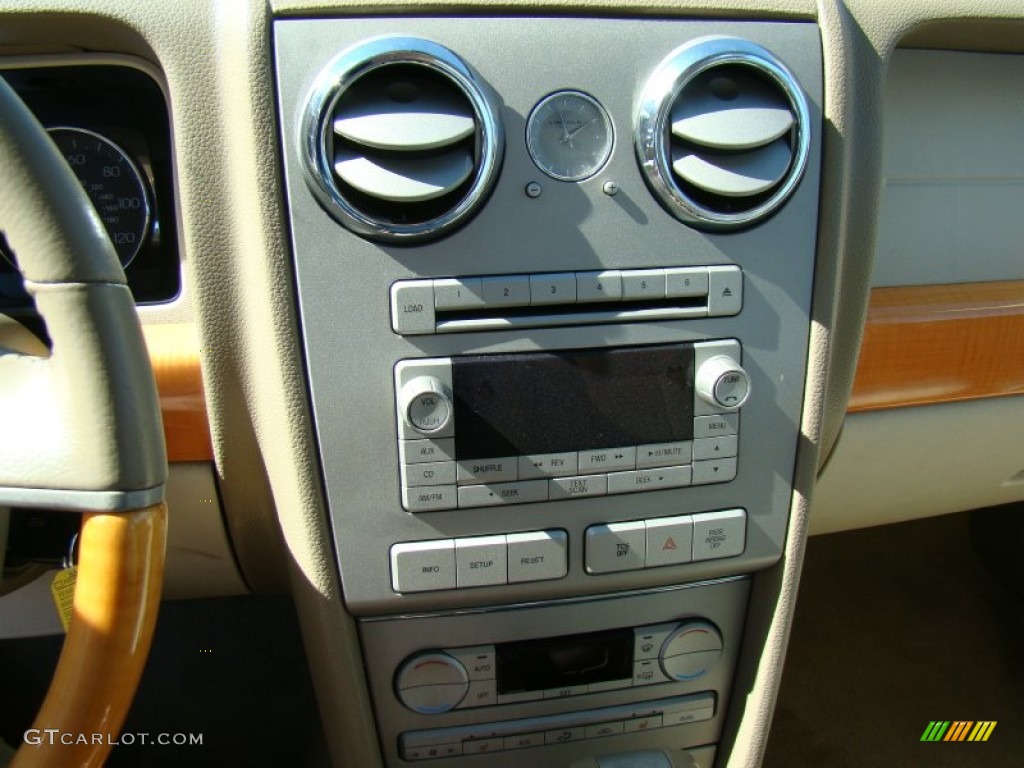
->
(0, 77, 168, 767)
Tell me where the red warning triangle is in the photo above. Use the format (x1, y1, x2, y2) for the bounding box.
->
(662, 537, 677, 551)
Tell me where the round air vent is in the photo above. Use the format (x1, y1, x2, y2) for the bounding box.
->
(302, 37, 504, 242)
(635, 37, 810, 231)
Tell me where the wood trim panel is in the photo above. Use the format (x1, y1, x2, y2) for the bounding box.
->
(142, 324, 213, 462)
(849, 281, 1024, 412)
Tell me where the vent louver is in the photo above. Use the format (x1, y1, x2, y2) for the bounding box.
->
(303, 37, 503, 242)
(635, 37, 811, 230)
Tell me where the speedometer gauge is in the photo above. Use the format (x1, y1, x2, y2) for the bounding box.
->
(47, 127, 152, 268)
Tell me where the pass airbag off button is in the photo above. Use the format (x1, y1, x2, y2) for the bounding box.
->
(691, 509, 746, 561)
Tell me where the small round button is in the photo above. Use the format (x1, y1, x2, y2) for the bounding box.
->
(696, 355, 750, 410)
(395, 651, 470, 714)
(659, 619, 724, 681)
(400, 376, 452, 434)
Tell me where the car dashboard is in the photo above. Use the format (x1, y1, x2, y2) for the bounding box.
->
(0, 2, 1022, 767)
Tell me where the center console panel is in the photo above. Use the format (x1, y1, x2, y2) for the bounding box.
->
(274, 16, 821, 768)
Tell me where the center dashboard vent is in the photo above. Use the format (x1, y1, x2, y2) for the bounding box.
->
(302, 37, 504, 243)
(635, 37, 811, 231)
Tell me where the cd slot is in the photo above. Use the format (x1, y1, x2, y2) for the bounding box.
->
(435, 298, 707, 333)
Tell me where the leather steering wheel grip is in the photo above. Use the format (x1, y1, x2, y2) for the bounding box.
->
(0, 76, 166, 509)
(0, 76, 170, 766)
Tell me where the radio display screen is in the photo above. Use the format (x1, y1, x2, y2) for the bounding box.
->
(451, 344, 694, 459)
(495, 627, 634, 694)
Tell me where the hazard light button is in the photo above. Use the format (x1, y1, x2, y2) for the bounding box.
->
(645, 515, 694, 567)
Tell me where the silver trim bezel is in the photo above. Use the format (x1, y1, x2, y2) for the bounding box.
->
(635, 36, 811, 231)
(301, 36, 504, 243)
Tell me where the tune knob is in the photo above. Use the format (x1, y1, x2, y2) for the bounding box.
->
(695, 356, 750, 410)
(659, 620, 724, 681)
(395, 651, 470, 714)
(399, 375, 453, 435)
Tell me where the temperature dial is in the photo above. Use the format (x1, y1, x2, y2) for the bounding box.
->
(399, 376, 453, 435)
(395, 651, 469, 714)
(695, 356, 750, 410)
(659, 620, 724, 681)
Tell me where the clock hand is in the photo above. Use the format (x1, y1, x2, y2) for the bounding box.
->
(556, 109, 570, 142)
(565, 116, 598, 139)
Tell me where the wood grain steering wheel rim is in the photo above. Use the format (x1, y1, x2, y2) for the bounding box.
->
(0, 76, 168, 767)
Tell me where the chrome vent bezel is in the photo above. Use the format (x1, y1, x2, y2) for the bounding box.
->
(301, 36, 504, 243)
(635, 36, 811, 231)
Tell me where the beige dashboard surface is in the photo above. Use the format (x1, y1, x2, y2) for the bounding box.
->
(3, 1, 1024, 767)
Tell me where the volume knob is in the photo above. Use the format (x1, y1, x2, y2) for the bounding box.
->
(395, 651, 470, 714)
(695, 356, 750, 411)
(399, 375, 453, 435)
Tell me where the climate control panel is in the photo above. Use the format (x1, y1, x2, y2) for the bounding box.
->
(394, 619, 725, 715)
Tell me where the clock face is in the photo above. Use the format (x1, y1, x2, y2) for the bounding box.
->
(526, 91, 614, 182)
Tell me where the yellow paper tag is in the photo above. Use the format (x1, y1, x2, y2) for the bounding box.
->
(50, 566, 78, 633)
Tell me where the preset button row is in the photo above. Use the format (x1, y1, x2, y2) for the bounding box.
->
(391, 530, 567, 593)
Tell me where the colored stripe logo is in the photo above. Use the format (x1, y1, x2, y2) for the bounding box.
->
(921, 721, 996, 742)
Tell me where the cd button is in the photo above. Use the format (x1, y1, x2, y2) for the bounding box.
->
(578, 447, 636, 473)
(457, 457, 518, 484)
(519, 452, 578, 479)
(401, 461, 456, 488)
